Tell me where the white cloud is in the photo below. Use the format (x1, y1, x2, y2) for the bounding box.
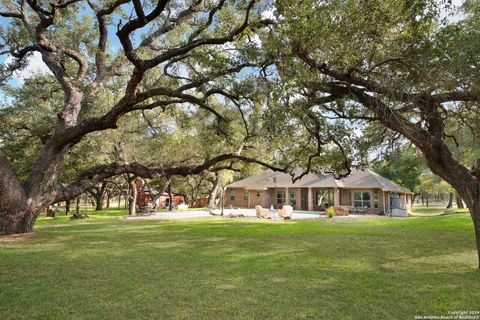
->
(440, 0, 466, 24)
(261, 0, 277, 21)
(261, 8, 275, 21)
(451, 0, 464, 7)
(4, 51, 51, 84)
(250, 34, 262, 46)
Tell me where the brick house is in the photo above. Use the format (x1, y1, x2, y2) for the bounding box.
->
(225, 169, 413, 216)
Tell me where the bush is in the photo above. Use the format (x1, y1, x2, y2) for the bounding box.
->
(326, 207, 335, 218)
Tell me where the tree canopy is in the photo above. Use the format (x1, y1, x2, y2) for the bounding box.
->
(0, 0, 284, 235)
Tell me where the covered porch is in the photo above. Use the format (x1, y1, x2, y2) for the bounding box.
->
(269, 187, 340, 212)
(224, 169, 413, 215)
(269, 187, 412, 215)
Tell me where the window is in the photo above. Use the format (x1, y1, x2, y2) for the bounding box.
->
(243, 191, 249, 201)
(256, 192, 260, 197)
(277, 191, 285, 205)
(229, 191, 235, 201)
(354, 191, 371, 208)
(374, 192, 379, 208)
(290, 191, 296, 206)
(315, 189, 334, 207)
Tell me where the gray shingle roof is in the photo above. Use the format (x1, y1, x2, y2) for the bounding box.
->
(227, 168, 412, 193)
(341, 169, 412, 193)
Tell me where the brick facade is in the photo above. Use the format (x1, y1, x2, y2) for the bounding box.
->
(225, 187, 412, 215)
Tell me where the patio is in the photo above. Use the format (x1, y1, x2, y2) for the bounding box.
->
(123, 208, 387, 221)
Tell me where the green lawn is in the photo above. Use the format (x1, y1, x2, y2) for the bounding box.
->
(54, 206, 209, 216)
(1, 213, 479, 320)
(411, 206, 469, 216)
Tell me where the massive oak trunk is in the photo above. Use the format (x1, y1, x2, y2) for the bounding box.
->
(168, 183, 173, 211)
(208, 173, 220, 209)
(0, 207, 41, 235)
(95, 196, 103, 211)
(472, 203, 480, 267)
(0, 153, 53, 235)
(456, 193, 465, 209)
(106, 193, 110, 208)
(65, 199, 71, 215)
(87, 182, 108, 211)
(76, 198, 80, 214)
(128, 178, 138, 215)
(0, 124, 77, 234)
(446, 192, 453, 209)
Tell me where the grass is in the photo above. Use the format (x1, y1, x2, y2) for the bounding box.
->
(54, 206, 209, 217)
(1, 212, 479, 320)
(411, 205, 469, 216)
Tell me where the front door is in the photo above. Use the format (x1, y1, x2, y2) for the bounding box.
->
(301, 188, 308, 211)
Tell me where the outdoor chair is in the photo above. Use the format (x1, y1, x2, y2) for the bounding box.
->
(255, 205, 270, 218)
(353, 207, 366, 215)
(278, 205, 293, 219)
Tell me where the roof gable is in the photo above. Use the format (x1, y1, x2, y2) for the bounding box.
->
(227, 170, 342, 189)
(340, 169, 411, 193)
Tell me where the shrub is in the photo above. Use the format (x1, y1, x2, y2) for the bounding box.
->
(326, 207, 335, 218)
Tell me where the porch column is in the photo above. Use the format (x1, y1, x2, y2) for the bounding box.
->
(407, 194, 412, 213)
(386, 192, 390, 212)
(382, 191, 386, 214)
(285, 187, 289, 205)
(265, 189, 270, 209)
(307, 187, 313, 211)
(334, 188, 340, 206)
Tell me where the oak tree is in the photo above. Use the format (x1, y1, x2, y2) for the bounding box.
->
(0, 0, 278, 234)
(269, 0, 480, 266)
